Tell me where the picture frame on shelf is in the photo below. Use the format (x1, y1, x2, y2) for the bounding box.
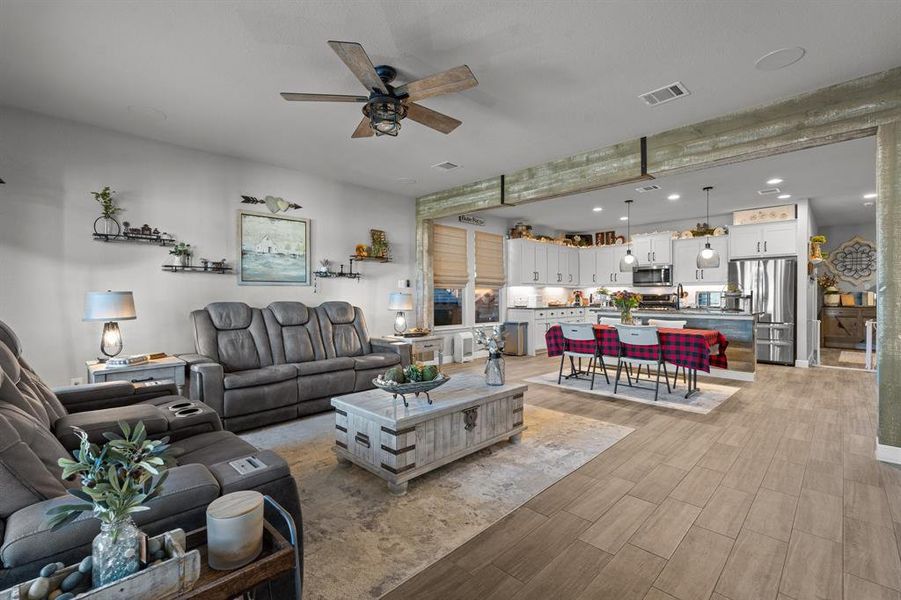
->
(238, 210, 311, 286)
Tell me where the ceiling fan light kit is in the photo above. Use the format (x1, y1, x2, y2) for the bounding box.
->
(281, 41, 477, 139)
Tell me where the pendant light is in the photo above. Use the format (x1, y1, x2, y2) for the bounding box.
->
(697, 186, 721, 268)
(619, 199, 638, 271)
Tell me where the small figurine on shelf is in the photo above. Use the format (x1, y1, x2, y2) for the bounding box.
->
(370, 229, 389, 259)
(91, 186, 122, 236)
(354, 244, 370, 258)
(169, 242, 193, 267)
(200, 258, 210, 271)
(210, 258, 228, 272)
(317, 259, 331, 276)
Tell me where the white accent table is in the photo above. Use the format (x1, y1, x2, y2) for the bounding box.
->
(332, 373, 527, 495)
(86, 356, 186, 392)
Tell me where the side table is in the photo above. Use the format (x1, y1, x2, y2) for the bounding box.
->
(378, 334, 444, 366)
(86, 356, 186, 393)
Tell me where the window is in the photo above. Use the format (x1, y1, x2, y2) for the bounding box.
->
(434, 287, 464, 326)
(475, 287, 500, 323)
(432, 224, 469, 327)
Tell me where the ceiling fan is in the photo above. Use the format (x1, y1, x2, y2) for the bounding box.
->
(281, 40, 478, 138)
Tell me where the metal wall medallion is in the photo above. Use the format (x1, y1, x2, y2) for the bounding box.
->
(463, 407, 479, 431)
(827, 235, 877, 287)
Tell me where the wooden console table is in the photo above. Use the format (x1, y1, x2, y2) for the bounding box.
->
(820, 306, 876, 349)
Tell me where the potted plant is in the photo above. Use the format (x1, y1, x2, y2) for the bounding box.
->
(612, 291, 642, 324)
(810, 235, 827, 261)
(817, 273, 840, 306)
(48, 421, 174, 587)
(169, 242, 193, 267)
(91, 186, 122, 236)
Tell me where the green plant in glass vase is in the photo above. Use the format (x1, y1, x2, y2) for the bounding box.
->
(91, 186, 122, 236)
(169, 242, 193, 267)
(48, 421, 174, 587)
(612, 291, 642, 324)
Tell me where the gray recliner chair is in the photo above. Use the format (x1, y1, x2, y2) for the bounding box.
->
(0, 320, 302, 590)
(187, 301, 408, 432)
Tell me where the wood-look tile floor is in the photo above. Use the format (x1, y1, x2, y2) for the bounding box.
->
(382, 354, 899, 600)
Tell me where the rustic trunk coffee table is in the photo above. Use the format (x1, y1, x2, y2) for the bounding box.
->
(331, 373, 527, 495)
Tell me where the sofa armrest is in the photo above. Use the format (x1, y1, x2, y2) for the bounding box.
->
(371, 339, 412, 367)
(0, 464, 219, 569)
(53, 404, 170, 450)
(53, 381, 179, 413)
(177, 353, 216, 368)
(189, 362, 225, 416)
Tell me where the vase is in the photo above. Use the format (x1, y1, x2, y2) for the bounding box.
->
(93, 216, 121, 237)
(620, 308, 634, 325)
(92, 518, 140, 587)
(810, 242, 823, 260)
(485, 354, 505, 386)
(178, 254, 191, 268)
(824, 293, 840, 307)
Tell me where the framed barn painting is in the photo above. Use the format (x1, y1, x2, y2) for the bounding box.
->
(238, 210, 311, 285)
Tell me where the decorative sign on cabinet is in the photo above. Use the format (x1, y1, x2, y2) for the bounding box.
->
(728, 221, 797, 259)
(673, 236, 729, 284)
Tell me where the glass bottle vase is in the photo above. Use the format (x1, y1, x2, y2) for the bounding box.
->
(620, 307, 635, 325)
(92, 517, 141, 588)
(485, 354, 505, 385)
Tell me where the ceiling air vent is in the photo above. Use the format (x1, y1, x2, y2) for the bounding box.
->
(635, 184, 661, 193)
(639, 82, 690, 107)
(757, 187, 782, 196)
(432, 161, 460, 171)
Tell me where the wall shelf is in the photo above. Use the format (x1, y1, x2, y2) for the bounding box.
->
(161, 264, 233, 274)
(350, 255, 392, 263)
(93, 232, 176, 246)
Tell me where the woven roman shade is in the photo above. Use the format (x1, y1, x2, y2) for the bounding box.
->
(433, 224, 469, 288)
(475, 231, 505, 287)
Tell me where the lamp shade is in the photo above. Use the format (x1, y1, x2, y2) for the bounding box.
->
(388, 292, 413, 311)
(83, 291, 137, 321)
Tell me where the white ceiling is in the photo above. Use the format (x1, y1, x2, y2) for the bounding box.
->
(0, 1, 899, 198)
(482, 136, 877, 230)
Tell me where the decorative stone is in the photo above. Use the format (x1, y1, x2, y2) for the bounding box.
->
(27, 576, 49, 599)
(39, 562, 64, 578)
(60, 570, 83, 592)
(77, 556, 93, 574)
(151, 549, 165, 562)
(147, 537, 162, 555)
(49, 589, 62, 600)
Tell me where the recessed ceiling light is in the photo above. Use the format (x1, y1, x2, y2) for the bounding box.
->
(592, 207, 603, 212)
(777, 194, 791, 199)
(863, 201, 875, 207)
(619, 216, 629, 221)
(863, 193, 877, 199)
(755, 47, 806, 71)
(667, 194, 680, 201)
(767, 178, 783, 185)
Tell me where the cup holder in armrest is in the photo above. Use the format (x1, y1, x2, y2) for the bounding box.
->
(175, 407, 203, 417)
(169, 402, 195, 412)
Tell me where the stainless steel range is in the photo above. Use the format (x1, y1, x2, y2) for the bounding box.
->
(638, 293, 678, 311)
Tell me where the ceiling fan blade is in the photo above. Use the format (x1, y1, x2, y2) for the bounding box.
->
(280, 93, 368, 103)
(405, 103, 462, 134)
(351, 117, 374, 138)
(395, 65, 478, 102)
(327, 41, 388, 94)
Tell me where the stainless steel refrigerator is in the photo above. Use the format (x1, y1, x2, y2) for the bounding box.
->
(728, 258, 797, 365)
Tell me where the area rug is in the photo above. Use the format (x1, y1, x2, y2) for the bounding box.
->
(839, 350, 872, 365)
(240, 405, 633, 600)
(525, 370, 740, 414)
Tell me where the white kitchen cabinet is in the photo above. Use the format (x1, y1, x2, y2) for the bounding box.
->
(606, 245, 633, 286)
(507, 239, 539, 285)
(673, 235, 729, 284)
(508, 307, 587, 355)
(544, 244, 559, 284)
(567, 248, 580, 286)
(506, 240, 582, 287)
(579, 247, 598, 286)
(728, 221, 797, 258)
(631, 233, 672, 265)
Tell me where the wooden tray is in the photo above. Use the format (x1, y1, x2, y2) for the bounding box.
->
(0, 529, 199, 600)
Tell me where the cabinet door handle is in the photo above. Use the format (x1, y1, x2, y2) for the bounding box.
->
(757, 241, 760, 253)
(131, 376, 155, 383)
(653, 251, 656, 262)
(592, 274, 596, 283)
(354, 432, 370, 448)
(614, 273, 618, 282)
(695, 269, 699, 280)
(764, 240, 767, 252)
(700, 270, 704, 280)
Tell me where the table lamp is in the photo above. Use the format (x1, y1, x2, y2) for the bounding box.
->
(388, 292, 413, 335)
(83, 291, 136, 360)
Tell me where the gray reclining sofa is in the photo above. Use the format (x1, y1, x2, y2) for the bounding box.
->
(0, 320, 302, 589)
(186, 301, 410, 432)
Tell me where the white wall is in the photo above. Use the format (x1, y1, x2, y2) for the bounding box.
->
(0, 107, 415, 385)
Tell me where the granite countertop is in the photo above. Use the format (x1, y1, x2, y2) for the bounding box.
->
(587, 307, 760, 319)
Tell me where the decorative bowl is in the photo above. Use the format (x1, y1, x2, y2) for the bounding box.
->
(372, 374, 451, 406)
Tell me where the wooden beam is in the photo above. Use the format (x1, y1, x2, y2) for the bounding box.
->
(877, 121, 901, 450)
(416, 177, 503, 221)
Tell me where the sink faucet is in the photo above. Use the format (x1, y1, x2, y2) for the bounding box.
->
(676, 283, 684, 310)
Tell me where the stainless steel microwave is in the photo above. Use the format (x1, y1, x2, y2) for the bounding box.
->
(632, 265, 673, 287)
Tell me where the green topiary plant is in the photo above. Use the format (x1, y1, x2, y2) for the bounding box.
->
(91, 187, 121, 219)
(47, 421, 174, 531)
